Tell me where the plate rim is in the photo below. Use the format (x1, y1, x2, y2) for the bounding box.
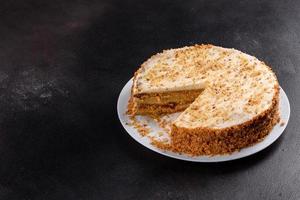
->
(117, 78, 290, 162)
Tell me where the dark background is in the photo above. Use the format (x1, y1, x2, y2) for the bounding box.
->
(0, 0, 298, 199)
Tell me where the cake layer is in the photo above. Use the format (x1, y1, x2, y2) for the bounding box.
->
(134, 89, 203, 105)
(129, 89, 204, 115)
(134, 102, 191, 116)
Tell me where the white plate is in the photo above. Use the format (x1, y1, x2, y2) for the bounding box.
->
(117, 78, 290, 162)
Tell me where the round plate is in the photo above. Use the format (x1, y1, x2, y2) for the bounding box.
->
(117, 78, 290, 162)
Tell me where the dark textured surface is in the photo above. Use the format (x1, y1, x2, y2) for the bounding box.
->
(0, 0, 299, 199)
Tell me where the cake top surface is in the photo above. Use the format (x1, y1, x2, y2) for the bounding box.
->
(133, 46, 207, 94)
(133, 44, 278, 128)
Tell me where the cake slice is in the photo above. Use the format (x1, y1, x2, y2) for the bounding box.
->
(128, 44, 279, 155)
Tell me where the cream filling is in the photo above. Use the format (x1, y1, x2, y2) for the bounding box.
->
(137, 80, 207, 94)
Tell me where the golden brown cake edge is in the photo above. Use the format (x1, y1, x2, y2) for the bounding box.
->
(167, 83, 280, 156)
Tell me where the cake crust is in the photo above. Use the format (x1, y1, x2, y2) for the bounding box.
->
(169, 85, 279, 155)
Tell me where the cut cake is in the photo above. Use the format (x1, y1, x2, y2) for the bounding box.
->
(128, 44, 279, 155)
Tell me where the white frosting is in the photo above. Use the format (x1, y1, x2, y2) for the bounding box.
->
(133, 45, 278, 128)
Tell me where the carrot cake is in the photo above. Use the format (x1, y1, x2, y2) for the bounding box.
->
(127, 44, 279, 155)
